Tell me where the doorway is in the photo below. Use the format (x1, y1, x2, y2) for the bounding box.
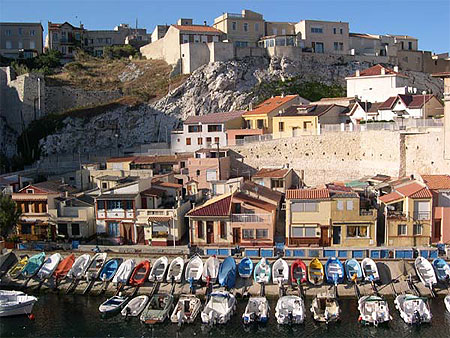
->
(206, 221, 214, 244)
(332, 226, 341, 245)
(232, 228, 241, 244)
(320, 227, 330, 247)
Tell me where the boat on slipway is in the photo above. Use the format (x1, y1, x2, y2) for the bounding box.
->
(21, 252, 46, 279)
(113, 259, 135, 285)
(432, 258, 450, 283)
(0, 290, 37, 317)
(149, 256, 169, 282)
(99, 258, 122, 282)
(218, 256, 236, 289)
(201, 291, 236, 325)
(170, 294, 202, 325)
(308, 258, 324, 286)
(253, 258, 271, 284)
(238, 257, 253, 279)
(272, 258, 289, 285)
(166, 257, 184, 283)
(415, 257, 437, 290)
(242, 296, 269, 324)
(345, 259, 363, 283)
(361, 258, 380, 282)
(53, 254, 75, 285)
(0, 252, 18, 278)
(291, 259, 307, 285)
(36, 253, 62, 281)
(325, 257, 344, 285)
(202, 256, 220, 283)
(8, 255, 29, 279)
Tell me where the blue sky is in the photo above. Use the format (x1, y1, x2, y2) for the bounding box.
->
(1, 0, 449, 53)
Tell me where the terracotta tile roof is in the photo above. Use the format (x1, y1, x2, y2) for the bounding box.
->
(253, 168, 289, 179)
(421, 175, 450, 190)
(184, 111, 245, 124)
(154, 181, 183, 189)
(107, 156, 137, 163)
(378, 96, 398, 110)
(187, 194, 232, 217)
(409, 188, 432, 199)
(241, 181, 282, 205)
(233, 192, 277, 212)
(140, 187, 166, 197)
(378, 191, 403, 204)
(172, 25, 222, 33)
(243, 95, 299, 116)
(147, 216, 172, 222)
(395, 182, 428, 197)
(286, 188, 330, 200)
(348, 64, 408, 78)
(378, 94, 439, 111)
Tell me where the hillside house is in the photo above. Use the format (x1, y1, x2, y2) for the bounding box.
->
(377, 94, 443, 121)
(251, 168, 300, 194)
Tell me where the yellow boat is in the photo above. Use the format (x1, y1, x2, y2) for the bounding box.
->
(8, 255, 29, 279)
(308, 258, 324, 286)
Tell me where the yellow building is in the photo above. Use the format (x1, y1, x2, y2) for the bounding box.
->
(379, 180, 432, 247)
(285, 185, 377, 248)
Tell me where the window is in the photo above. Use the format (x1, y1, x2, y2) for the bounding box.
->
(106, 38, 112, 44)
(291, 226, 316, 237)
(337, 200, 344, 210)
(18, 28, 22, 35)
(201, 35, 207, 43)
(58, 223, 68, 237)
(413, 223, 422, 235)
(186, 138, 191, 145)
(206, 169, 217, 181)
(408, 41, 412, 50)
(194, 35, 200, 43)
(197, 137, 203, 145)
(107, 200, 123, 210)
(197, 221, 204, 238)
(196, 170, 200, 176)
(97, 38, 103, 43)
(232, 22, 237, 31)
(414, 201, 430, 220)
(220, 221, 227, 239)
(206, 137, 212, 144)
(271, 179, 284, 188)
(108, 222, 120, 237)
(30, 30, 35, 36)
(207, 124, 222, 132)
(213, 36, 219, 42)
(279, 121, 284, 132)
(256, 229, 268, 239)
(281, 28, 286, 35)
(291, 202, 319, 212)
(102, 182, 108, 189)
(26, 189, 33, 194)
(71, 223, 80, 236)
(273, 28, 278, 35)
(21, 224, 32, 234)
(124, 200, 133, 210)
(243, 23, 248, 32)
(5, 41, 12, 49)
(398, 224, 407, 236)
(5, 29, 11, 36)
(255, 23, 259, 31)
(346, 200, 354, 210)
(188, 125, 201, 133)
(61, 46, 66, 54)
(214, 137, 220, 144)
(311, 27, 323, 33)
(347, 225, 368, 238)
(401, 41, 404, 50)
(257, 119, 264, 129)
(340, 28, 343, 34)
(243, 229, 254, 239)
(313, 42, 324, 53)
(334, 42, 343, 51)
(182, 34, 189, 43)
(333, 28, 337, 34)
(97, 201, 105, 210)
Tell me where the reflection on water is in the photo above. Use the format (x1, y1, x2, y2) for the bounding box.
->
(1, 293, 450, 337)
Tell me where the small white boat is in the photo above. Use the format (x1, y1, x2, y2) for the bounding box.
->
(201, 291, 236, 324)
(275, 295, 305, 324)
(85, 252, 107, 281)
(272, 258, 289, 284)
(113, 259, 136, 285)
(36, 253, 62, 280)
(0, 290, 37, 317)
(170, 294, 202, 325)
(167, 257, 185, 283)
(254, 258, 271, 284)
(445, 295, 450, 313)
(310, 292, 340, 323)
(67, 254, 91, 280)
(149, 256, 169, 282)
(99, 295, 128, 314)
(361, 258, 379, 282)
(415, 257, 437, 289)
(185, 256, 203, 282)
(358, 295, 392, 326)
(242, 296, 269, 324)
(202, 256, 220, 283)
(121, 295, 149, 317)
(394, 294, 431, 324)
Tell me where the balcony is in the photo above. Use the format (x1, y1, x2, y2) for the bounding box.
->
(231, 213, 272, 224)
(413, 211, 430, 221)
(360, 209, 375, 216)
(387, 210, 407, 220)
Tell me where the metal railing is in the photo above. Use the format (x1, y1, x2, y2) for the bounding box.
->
(231, 213, 272, 223)
(413, 211, 430, 220)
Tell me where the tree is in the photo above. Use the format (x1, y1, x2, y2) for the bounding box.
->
(0, 195, 21, 240)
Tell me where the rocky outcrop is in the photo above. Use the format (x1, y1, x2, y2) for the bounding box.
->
(0, 116, 18, 158)
(39, 56, 444, 156)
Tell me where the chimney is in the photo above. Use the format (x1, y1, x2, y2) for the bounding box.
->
(394, 65, 399, 72)
(355, 70, 360, 77)
(381, 67, 386, 75)
(80, 23, 84, 29)
(249, 102, 253, 111)
(281, 92, 285, 98)
(410, 174, 415, 180)
(204, 21, 207, 26)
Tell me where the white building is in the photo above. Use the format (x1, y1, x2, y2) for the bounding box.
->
(377, 94, 443, 121)
(171, 110, 245, 153)
(345, 64, 413, 103)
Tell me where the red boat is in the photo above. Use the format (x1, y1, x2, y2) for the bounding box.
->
(53, 254, 75, 282)
(291, 259, 307, 284)
(129, 260, 151, 286)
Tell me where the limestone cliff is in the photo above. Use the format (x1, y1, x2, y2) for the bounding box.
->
(38, 56, 443, 156)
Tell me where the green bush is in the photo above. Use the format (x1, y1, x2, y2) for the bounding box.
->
(10, 49, 62, 75)
(103, 45, 140, 59)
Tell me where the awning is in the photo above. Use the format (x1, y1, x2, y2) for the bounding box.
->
(147, 216, 172, 222)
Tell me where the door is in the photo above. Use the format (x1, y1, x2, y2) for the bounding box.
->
(332, 226, 341, 245)
(232, 228, 241, 245)
(320, 227, 330, 247)
(136, 226, 145, 244)
(206, 221, 214, 244)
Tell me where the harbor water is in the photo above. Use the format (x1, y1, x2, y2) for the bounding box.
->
(1, 293, 450, 337)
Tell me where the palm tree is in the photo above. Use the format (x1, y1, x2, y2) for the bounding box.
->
(0, 195, 21, 240)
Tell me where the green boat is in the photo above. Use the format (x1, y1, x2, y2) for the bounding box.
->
(21, 252, 46, 278)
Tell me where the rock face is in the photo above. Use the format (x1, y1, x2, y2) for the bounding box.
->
(0, 116, 18, 158)
(39, 56, 443, 156)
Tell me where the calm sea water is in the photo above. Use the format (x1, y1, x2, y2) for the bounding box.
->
(1, 292, 450, 338)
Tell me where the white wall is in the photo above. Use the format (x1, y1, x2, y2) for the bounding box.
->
(171, 123, 228, 153)
(346, 75, 410, 102)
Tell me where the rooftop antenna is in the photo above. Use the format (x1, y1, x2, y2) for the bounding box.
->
(136, 18, 138, 30)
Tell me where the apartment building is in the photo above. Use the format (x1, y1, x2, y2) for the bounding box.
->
(294, 20, 349, 54)
(0, 22, 43, 59)
(45, 22, 84, 61)
(171, 110, 246, 153)
(285, 185, 377, 248)
(378, 180, 432, 247)
(349, 33, 397, 57)
(213, 10, 265, 47)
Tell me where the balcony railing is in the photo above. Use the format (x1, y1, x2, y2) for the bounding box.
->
(413, 211, 430, 220)
(360, 209, 375, 216)
(231, 213, 272, 224)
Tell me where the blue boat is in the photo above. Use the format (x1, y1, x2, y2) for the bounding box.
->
(21, 252, 46, 278)
(218, 256, 237, 289)
(345, 259, 363, 282)
(238, 257, 253, 279)
(99, 258, 123, 282)
(432, 258, 450, 282)
(325, 257, 344, 285)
